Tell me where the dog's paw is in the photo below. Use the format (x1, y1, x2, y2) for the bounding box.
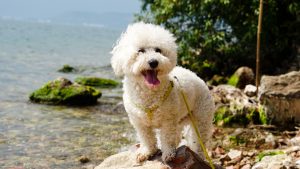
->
(162, 148, 176, 163)
(136, 147, 157, 163)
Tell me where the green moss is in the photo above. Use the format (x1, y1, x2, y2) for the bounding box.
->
(29, 78, 102, 105)
(227, 74, 239, 87)
(75, 77, 119, 88)
(257, 151, 284, 161)
(229, 136, 246, 145)
(258, 105, 268, 125)
(214, 105, 269, 127)
(58, 64, 76, 73)
(208, 74, 228, 85)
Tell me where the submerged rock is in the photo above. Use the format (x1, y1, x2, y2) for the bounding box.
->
(75, 77, 119, 88)
(58, 64, 77, 73)
(29, 78, 101, 105)
(227, 67, 254, 89)
(259, 71, 300, 124)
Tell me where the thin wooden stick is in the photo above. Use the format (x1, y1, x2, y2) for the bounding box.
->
(256, 0, 264, 95)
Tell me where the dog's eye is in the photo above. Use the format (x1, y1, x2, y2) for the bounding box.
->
(138, 48, 145, 53)
(155, 48, 161, 53)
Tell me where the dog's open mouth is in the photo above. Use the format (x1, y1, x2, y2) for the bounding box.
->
(142, 70, 160, 87)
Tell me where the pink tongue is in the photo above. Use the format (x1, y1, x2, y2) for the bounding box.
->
(144, 70, 160, 86)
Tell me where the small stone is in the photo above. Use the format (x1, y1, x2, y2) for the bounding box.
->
(284, 146, 300, 154)
(225, 165, 235, 169)
(247, 151, 255, 157)
(228, 149, 242, 160)
(242, 151, 248, 157)
(290, 136, 300, 146)
(265, 133, 276, 147)
(244, 84, 257, 97)
(214, 146, 225, 156)
(79, 156, 90, 163)
(241, 164, 251, 169)
(82, 164, 96, 169)
(231, 128, 244, 136)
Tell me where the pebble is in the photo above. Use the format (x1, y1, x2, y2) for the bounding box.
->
(228, 149, 242, 160)
(241, 164, 251, 169)
(79, 156, 90, 163)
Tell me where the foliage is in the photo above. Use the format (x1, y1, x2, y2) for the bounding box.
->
(136, 0, 300, 79)
(227, 74, 239, 87)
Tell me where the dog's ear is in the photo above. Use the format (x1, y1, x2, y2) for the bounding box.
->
(111, 44, 125, 76)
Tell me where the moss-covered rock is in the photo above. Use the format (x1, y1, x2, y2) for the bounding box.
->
(214, 105, 268, 127)
(75, 77, 119, 88)
(227, 66, 254, 89)
(58, 64, 76, 73)
(212, 85, 268, 126)
(29, 78, 101, 105)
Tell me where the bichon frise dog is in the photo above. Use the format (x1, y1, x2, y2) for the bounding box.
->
(111, 22, 215, 163)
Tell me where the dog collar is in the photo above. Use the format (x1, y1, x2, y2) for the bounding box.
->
(133, 80, 174, 121)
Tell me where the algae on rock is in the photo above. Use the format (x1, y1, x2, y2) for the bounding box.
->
(29, 78, 101, 105)
(58, 64, 77, 73)
(75, 77, 119, 88)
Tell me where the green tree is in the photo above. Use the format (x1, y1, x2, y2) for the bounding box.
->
(136, 0, 300, 80)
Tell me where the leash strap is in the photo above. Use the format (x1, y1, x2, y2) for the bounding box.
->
(174, 76, 215, 169)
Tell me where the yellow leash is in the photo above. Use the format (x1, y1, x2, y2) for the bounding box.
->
(134, 81, 174, 121)
(175, 76, 215, 169)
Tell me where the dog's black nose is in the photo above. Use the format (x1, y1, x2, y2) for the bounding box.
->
(148, 59, 159, 68)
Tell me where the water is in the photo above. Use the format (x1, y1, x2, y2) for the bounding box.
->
(0, 18, 135, 168)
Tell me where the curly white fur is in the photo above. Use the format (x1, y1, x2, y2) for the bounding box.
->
(111, 22, 215, 163)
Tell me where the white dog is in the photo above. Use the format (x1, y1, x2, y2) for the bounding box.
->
(111, 22, 215, 163)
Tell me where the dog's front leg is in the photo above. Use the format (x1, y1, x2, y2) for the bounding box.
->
(160, 122, 179, 163)
(133, 121, 158, 162)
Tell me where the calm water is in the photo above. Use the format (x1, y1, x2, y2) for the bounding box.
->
(0, 18, 135, 168)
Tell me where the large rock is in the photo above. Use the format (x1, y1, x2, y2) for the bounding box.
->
(29, 78, 101, 105)
(259, 71, 300, 123)
(227, 67, 254, 89)
(95, 145, 222, 169)
(211, 85, 267, 126)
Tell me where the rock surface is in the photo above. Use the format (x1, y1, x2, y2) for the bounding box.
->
(259, 71, 300, 123)
(244, 84, 257, 97)
(29, 77, 101, 105)
(95, 145, 222, 169)
(227, 67, 254, 89)
(252, 154, 292, 169)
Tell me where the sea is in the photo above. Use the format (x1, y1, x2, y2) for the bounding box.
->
(0, 17, 135, 168)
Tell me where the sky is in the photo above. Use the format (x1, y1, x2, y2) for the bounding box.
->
(0, 0, 141, 19)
